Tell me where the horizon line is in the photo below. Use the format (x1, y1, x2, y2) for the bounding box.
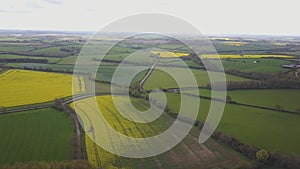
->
(1, 28, 300, 37)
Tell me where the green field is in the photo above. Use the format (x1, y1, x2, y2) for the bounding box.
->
(190, 89, 300, 112)
(144, 67, 250, 90)
(31, 46, 73, 57)
(161, 92, 300, 155)
(72, 95, 242, 169)
(0, 43, 35, 52)
(97, 65, 147, 83)
(219, 59, 293, 74)
(0, 54, 62, 63)
(200, 58, 293, 74)
(58, 56, 78, 65)
(0, 108, 73, 165)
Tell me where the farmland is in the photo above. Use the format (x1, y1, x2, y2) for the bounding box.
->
(0, 54, 62, 63)
(0, 69, 84, 107)
(71, 95, 242, 169)
(0, 108, 73, 165)
(193, 89, 300, 112)
(151, 51, 190, 58)
(143, 67, 250, 90)
(0, 32, 300, 169)
(201, 54, 294, 59)
(219, 58, 293, 74)
(159, 92, 300, 155)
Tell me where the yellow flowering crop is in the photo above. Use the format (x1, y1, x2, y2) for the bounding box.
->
(0, 69, 84, 107)
(151, 51, 189, 58)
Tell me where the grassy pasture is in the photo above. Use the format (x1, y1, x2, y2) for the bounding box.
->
(192, 89, 300, 112)
(225, 59, 292, 74)
(71, 95, 241, 169)
(0, 69, 84, 107)
(97, 65, 147, 83)
(162, 92, 300, 155)
(57, 56, 78, 65)
(143, 67, 249, 90)
(217, 58, 293, 74)
(0, 108, 73, 165)
(0, 54, 62, 63)
(6, 63, 75, 72)
(31, 46, 73, 57)
(0, 43, 35, 52)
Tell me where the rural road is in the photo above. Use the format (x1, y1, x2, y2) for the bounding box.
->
(0, 94, 96, 114)
(139, 55, 158, 91)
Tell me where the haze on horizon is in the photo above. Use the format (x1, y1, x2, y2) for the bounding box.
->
(1, 0, 300, 36)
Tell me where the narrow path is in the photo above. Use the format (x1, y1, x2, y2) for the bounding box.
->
(139, 55, 158, 91)
(295, 69, 300, 79)
(0, 94, 95, 114)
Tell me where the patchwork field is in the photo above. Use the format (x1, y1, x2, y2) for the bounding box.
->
(0, 54, 62, 63)
(0, 108, 73, 165)
(219, 58, 293, 74)
(143, 67, 249, 90)
(161, 92, 300, 155)
(190, 89, 300, 112)
(221, 41, 248, 46)
(0, 69, 84, 107)
(201, 54, 294, 59)
(97, 65, 147, 84)
(151, 51, 189, 58)
(71, 95, 242, 169)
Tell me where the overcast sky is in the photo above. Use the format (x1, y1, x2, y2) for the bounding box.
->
(1, 0, 300, 35)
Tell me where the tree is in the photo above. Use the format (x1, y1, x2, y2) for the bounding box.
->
(226, 95, 232, 102)
(256, 149, 269, 163)
(275, 104, 284, 111)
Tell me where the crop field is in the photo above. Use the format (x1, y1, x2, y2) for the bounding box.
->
(157, 58, 202, 68)
(97, 65, 147, 83)
(0, 54, 62, 63)
(31, 46, 73, 57)
(0, 108, 73, 165)
(201, 54, 294, 59)
(161, 92, 300, 155)
(191, 89, 300, 112)
(221, 41, 248, 46)
(219, 58, 293, 74)
(0, 43, 35, 52)
(143, 67, 249, 90)
(71, 95, 241, 169)
(6, 63, 75, 72)
(58, 56, 78, 65)
(151, 51, 190, 58)
(0, 69, 84, 107)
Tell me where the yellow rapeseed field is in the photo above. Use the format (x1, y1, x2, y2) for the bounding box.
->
(0, 69, 84, 107)
(71, 95, 166, 168)
(221, 41, 248, 46)
(151, 50, 189, 58)
(201, 54, 294, 59)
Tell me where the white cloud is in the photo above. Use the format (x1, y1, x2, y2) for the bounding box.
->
(0, 0, 299, 35)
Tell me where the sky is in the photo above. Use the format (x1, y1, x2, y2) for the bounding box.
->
(1, 0, 300, 35)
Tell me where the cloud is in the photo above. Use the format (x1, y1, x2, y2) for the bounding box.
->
(26, 2, 42, 9)
(43, 0, 63, 5)
(0, 9, 29, 14)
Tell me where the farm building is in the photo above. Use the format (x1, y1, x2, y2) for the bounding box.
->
(282, 64, 300, 68)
